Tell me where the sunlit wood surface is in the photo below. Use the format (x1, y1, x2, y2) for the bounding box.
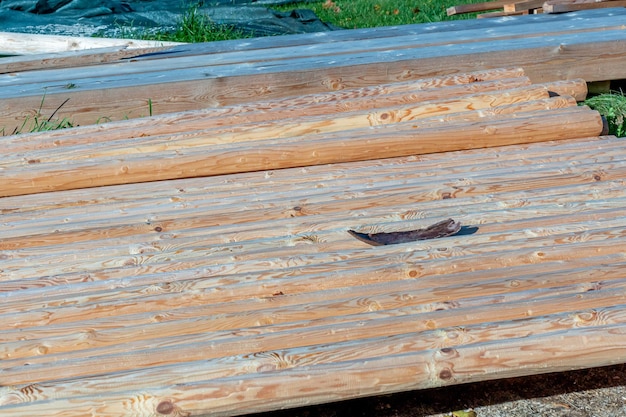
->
(1, 8, 626, 133)
(1, 66, 625, 416)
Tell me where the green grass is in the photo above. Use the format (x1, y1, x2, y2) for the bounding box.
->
(3, 95, 75, 136)
(584, 90, 626, 137)
(272, 0, 478, 29)
(131, 0, 483, 43)
(120, 4, 251, 43)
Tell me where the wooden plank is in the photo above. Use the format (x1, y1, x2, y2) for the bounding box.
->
(3, 189, 626, 295)
(447, 0, 511, 15)
(0, 45, 174, 74)
(2, 321, 625, 416)
(0, 134, 617, 246)
(0, 106, 604, 197)
(0, 69, 531, 152)
(0, 83, 561, 165)
(1, 134, 625, 416)
(544, 0, 626, 13)
(0, 133, 612, 217)
(0, 75, 589, 157)
(1, 136, 622, 262)
(2, 137, 622, 268)
(0, 32, 183, 55)
(128, 6, 626, 59)
(4, 17, 622, 90)
(0, 37, 617, 132)
(3, 270, 626, 383)
(478, 9, 531, 17)
(504, 0, 547, 12)
(0, 13, 601, 73)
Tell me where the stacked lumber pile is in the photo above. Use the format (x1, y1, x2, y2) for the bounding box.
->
(0, 68, 595, 197)
(448, 0, 626, 18)
(2, 63, 626, 417)
(2, 8, 626, 135)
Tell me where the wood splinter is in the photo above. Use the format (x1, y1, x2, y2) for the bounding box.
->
(348, 218, 463, 246)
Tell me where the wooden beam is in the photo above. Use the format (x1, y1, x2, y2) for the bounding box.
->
(447, 0, 511, 15)
(0, 105, 604, 197)
(0, 32, 183, 55)
(544, 0, 626, 13)
(0, 45, 174, 74)
(0, 93, 579, 171)
(504, 0, 546, 12)
(0, 68, 531, 153)
(478, 9, 530, 17)
(1, 134, 625, 416)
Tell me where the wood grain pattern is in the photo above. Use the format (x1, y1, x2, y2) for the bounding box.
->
(0, 63, 624, 416)
(0, 105, 604, 197)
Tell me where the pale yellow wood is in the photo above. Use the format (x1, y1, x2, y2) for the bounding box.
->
(0, 77, 585, 157)
(447, 0, 511, 15)
(0, 62, 623, 416)
(504, 0, 546, 12)
(0, 77, 538, 158)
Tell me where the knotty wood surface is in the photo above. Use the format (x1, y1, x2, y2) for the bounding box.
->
(1, 133, 626, 416)
(0, 8, 624, 132)
(0, 67, 598, 197)
(0, 62, 624, 416)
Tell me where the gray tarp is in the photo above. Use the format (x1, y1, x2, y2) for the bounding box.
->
(0, 0, 340, 37)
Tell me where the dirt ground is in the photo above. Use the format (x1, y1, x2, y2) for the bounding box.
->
(251, 364, 626, 417)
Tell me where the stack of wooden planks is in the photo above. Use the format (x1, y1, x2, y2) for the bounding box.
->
(0, 67, 596, 197)
(2, 8, 626, 135)
(448, 0, 626, 18)
(2, 62, 626, 416)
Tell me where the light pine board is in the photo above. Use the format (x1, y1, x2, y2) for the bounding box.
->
(1, 134, 626, 416)
(0, 67, 596, 197)
(0, 66, 620, 416)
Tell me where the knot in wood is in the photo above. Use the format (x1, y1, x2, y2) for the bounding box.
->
(438, 368, 453, 381)
(156, 400, 175, 415)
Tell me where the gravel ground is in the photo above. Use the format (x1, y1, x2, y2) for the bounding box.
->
(251, 364, 626, 417)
